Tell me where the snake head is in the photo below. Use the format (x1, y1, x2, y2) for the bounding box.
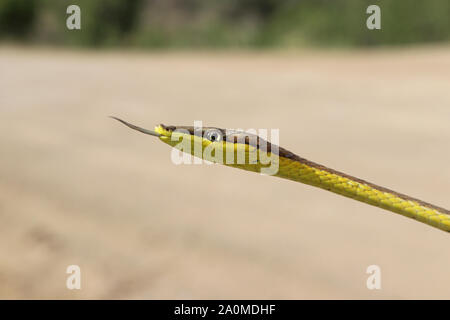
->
(112, 117, 280, 175)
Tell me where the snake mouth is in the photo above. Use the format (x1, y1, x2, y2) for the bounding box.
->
(154, 124, 174, 138)
(110, 117, 161, 137)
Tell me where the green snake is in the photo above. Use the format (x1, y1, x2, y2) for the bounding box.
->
(112, 117, 450, 233)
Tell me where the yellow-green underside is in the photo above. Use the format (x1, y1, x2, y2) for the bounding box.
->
(156, 127, 450, 232)
(276, 157, 450, 231)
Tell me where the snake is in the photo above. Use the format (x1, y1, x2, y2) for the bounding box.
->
(112, 117, 450, 233)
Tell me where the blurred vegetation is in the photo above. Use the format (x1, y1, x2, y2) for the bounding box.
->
(0, 0, 449, 48)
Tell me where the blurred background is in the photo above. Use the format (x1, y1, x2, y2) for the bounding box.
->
(0, 0, 449, 299)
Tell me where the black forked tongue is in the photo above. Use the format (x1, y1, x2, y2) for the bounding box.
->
(110, 116, 161, 137)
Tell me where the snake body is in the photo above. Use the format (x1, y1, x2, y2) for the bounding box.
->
(275, 155, 450, 232)
(112, 117, 450, 233)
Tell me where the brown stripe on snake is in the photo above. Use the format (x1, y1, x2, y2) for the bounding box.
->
(163, 124, 449, 214)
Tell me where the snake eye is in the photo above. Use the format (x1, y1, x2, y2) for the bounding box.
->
(204, 129, 222, 142)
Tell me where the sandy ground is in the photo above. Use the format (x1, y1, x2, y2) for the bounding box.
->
(0, 46, 449, 299)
